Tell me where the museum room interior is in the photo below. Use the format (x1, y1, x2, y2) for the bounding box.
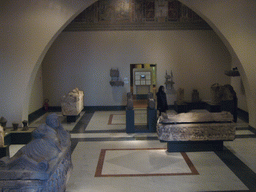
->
(1, 0, 256, 191)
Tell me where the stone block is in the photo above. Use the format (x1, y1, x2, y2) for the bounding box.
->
(61, 88, 84, 116)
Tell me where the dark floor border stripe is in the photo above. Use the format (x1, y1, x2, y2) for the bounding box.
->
(84, 106, 126, 111)
(237, 108, 249, 123)
(70, 111, 95, 133)
(249, 126, 256, 134)
(28, 107, 46, 124)
(215, 146, 256, 191)
(71, 137, 159, 144)
(70, 140, 79, 154)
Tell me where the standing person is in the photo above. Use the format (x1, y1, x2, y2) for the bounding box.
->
(229, 87, 238, 123)
(156, 85, 168, 116)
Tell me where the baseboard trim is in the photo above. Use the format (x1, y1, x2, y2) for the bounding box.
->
(28, 107, 46, 124)
(249, 125, 256, 133)
(84, 106, 126, 111)
(28, 106, 249, 124)
(47, 106, 61, 112)
(237, 108, 249, 123)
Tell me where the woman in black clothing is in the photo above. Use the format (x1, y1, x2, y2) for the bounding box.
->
(156, 85, 168, 116)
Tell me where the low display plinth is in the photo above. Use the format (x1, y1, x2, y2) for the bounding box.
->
(174, 101, 188, 113)
(147, 108, 157, 132)
(0, 145, 9, 158)
(4, 129, 34, 145)
(166, 140, 224, 152)
(0, 128, 35, 158)
(66, 114, 80, 122)
(186, 101, 207, 110)
(206, 102, 221, 112)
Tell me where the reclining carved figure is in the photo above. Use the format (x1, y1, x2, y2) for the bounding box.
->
(0, 113, 71, 172)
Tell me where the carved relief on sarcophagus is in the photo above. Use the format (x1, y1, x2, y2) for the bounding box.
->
(157, 111, 236, 142)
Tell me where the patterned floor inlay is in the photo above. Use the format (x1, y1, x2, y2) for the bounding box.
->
(108, 112, 147, 125)
(95, 148, 199, 177)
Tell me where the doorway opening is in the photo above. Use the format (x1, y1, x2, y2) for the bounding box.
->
(130, 64, 157, 108)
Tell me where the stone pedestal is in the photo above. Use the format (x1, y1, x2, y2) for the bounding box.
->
(186, 101, 206, 110)
(66, 114, 80, 123)
(147, 108, 157, 132)
(126, 110, 135, 133)
(174, 101, 188, 113)
(206, 102, 221, 112)
(167, 140, 224, 152)
(0, 145, 9, 159)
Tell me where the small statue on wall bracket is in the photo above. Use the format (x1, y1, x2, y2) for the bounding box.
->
(192, 89, 201, 103)
(110, 68, 124, 86)
(165, 70, 175, 90)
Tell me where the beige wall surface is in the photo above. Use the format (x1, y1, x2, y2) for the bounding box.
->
(180, 0, 255, 126)
(29, 65, 44, 114)
(42, 30, 231, 107)
(1, 0, 256, 128)
(0, 0, 97, 126)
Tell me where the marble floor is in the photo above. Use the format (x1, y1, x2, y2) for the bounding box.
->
(10, 109, 256, 192)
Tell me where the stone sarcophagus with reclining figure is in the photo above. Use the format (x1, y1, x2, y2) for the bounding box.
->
(0, 113, 72, 192)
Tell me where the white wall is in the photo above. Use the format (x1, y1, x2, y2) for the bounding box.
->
(2, 0, 256, 127)
(42, 30, 231, 107)
(29, 65, 44, 114)
(0, 0, 97, 126)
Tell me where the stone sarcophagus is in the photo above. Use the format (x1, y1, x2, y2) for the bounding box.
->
(0, 114, 72, 192)
(157, 111, 236, 152)
(61, 88, 84, 116)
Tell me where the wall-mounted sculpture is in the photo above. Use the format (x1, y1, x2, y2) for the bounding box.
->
(225, 67, 240, 77)
(165, 70, 175, 90)
(192, 89, 201, 102)
(176, 88, 185, 105)
(110, 68, 124, 86)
